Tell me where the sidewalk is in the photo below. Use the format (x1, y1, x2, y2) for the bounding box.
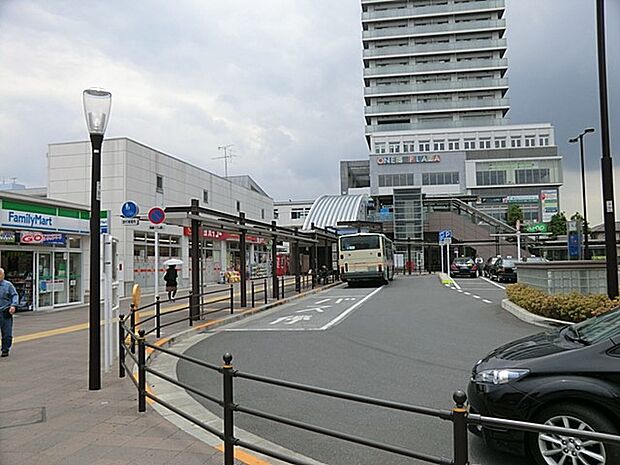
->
(0, 278, 338, 465)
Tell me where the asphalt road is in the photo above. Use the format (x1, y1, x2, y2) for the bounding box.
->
(177, 275, 539, 465)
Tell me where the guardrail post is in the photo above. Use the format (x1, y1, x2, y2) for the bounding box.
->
(130, 304, 136, 354)
(155, 296, 161, 338)
(188, 292, 193, 327)
(222, 353, 235, 465)
(251, 280, 255, 308)
(452, 390, 469, 465)
(229, 284, 234, 314)
(138, 329, 147, 413)
(263, 279, 268, 305)
(118, 314, 126, 378)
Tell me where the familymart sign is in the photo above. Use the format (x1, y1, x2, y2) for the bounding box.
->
(1, 199, 90, 234)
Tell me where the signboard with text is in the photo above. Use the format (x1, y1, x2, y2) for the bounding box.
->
(376, 154, 441, 165)
(541, 189, 559, 222)
(183, 227, 267, 244)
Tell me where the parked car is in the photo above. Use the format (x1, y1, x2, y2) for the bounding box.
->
(468, 307, 620, 464)
(493, 257, 517, 283)
(450, 257, 478, 278)
(483, 256, 500, 278)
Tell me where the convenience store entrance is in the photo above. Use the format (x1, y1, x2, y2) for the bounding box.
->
(1, 250, 34, 311)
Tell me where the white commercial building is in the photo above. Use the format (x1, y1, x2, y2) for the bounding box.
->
(48, 137, 274, 295)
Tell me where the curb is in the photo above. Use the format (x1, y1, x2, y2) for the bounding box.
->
(501, 298, 573, 328)
(437, 272, 455, 285)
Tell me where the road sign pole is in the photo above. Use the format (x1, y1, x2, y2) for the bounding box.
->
(154, 230, 159, 301)
(440, 241, 445, 274)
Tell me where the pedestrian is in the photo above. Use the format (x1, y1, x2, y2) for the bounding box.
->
(0, 268, 18, 357)
(163, 265, 178, 301)
(474, 255, 484, 277)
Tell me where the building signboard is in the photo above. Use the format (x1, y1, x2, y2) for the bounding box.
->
(0, 230, 16, 244)
(183, 227, 267, 244)
(541, 189, 559, 222)
(376, 154, 441, 165)
(0, 209, 89, 234)
(524, 223, 548, 234)
(506, 195, 539, 204)
(19, 231, 66, 245)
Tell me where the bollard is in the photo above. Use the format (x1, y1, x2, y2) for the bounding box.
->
(251, 280, 255, 308)
(229, 285, 234, 314)
(452, 390, 470, 465)
(155, 296, 161, 338)
(118, 314, 126, 378)
(138, 329, 147, 413)
(130, 304, 136, 354)
(263, 279, 268, 305)
(222, 353, 235, 465)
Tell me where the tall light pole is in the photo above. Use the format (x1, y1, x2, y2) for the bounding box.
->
(595, 0, 618, 298)
(569, 128, 595, 260)
(83, 88, 112, 390)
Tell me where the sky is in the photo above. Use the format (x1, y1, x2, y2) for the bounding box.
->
(0, 0, 618, 225)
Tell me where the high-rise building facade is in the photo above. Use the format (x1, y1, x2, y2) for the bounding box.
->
(362, 0, 509, 136)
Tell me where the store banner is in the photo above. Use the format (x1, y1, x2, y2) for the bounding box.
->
(183, 227, 266, 244)
(540, 189, 559, 222)
(0, 230, 16, 244)
(20, 231, 66, 245)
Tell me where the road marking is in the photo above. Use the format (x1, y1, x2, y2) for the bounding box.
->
(320, 287, 383, 330)
(444, 284, 451, 288)
(451, 280, 462, 290)
(335, 298, 344, 304)
(472, 295, 481, 299)
(464, 292, 471, 296)
(315, 298, 330, 304)
(457, 289, 463, 293)
(480, 276, 506, 290)
(483, 299, 492, 304)
(295, 306, 328, 313)
(215, 443, 271, 465)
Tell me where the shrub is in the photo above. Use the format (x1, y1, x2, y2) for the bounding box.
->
(506, 283, 620, 323)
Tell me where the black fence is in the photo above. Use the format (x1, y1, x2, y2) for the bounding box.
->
(118, 309, 620, 465)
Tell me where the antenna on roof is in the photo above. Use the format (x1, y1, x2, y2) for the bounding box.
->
(214, 144, 236, 178)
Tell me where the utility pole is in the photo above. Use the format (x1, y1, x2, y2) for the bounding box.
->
(596, 0, 618, 298)
(215, 144, 235, 178)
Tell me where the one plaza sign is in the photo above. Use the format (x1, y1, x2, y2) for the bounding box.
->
(376, 154, 441, 165)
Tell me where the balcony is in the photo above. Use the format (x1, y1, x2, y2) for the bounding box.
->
(363, 19, 506, 40)
(362, 0, 505, 21)
(364, 58, 508, 77)
(366, 98, 510, 115)
(363, 38, 507, 58)
(365, 78, 509, 96)
(365, 118, 508, 133)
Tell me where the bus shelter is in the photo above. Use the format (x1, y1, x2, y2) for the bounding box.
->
(164, 199, 338, 318)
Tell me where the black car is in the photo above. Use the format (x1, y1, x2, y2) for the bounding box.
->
(450, 257, 478, 278)
(493, 257, 517, 283)
(484, 256, 500, 278)
(468, 308, 620, 465)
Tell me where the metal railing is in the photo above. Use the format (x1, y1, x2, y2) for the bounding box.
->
(119, 340, 620, 465)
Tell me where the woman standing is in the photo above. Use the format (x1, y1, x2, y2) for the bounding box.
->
(163, 265, 178, 301)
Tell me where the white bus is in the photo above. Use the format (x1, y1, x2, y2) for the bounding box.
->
(338, 233, 394, 284)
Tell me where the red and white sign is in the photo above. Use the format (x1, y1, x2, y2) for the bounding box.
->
(183, 227, 267, 244)
(20, 231, 46, 244)
(148, 207, 166, 225)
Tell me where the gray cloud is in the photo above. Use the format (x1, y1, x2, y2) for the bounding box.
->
(0, 0, 618, 225)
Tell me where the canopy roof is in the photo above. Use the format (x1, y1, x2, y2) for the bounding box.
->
(302, 195, 368, 230)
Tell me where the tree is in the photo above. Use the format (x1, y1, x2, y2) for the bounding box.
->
(505, 204, 524, 228)
(548, 212, 568, 237)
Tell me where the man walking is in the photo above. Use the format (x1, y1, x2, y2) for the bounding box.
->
(0, 268, 18, 357)
(474, 255, 484, 277)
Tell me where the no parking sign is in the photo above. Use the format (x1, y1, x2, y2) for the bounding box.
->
(148, 207, 165, 225)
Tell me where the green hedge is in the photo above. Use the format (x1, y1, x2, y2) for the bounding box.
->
(506, 284, 620, 323)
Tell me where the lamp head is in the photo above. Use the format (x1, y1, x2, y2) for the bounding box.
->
(83, 88, 112, 135)
(584, 127, 595, 134)
(569, 138, 578, 144)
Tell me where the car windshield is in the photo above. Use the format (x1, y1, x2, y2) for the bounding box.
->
(571, 306, 620, 344)
(340, 235, 380, 251)
(454, 258, 474, 265)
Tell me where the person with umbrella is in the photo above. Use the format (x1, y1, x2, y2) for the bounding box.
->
(163, 259, 181, 301)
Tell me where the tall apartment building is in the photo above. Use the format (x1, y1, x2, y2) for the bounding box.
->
(362, 0, 509, 136)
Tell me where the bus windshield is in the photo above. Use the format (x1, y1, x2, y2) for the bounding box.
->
(340, 235, 380, 251)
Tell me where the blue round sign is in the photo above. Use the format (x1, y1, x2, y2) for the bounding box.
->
(148, 207, 166, 225)
(121, 201, 139, 218)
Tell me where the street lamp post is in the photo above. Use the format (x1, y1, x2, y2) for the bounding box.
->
(569, 128, 595, 260)
(83, 88, 112, 390)
(595, 0, 618, 299)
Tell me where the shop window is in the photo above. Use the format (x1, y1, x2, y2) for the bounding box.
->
(69, 237, 81, 248)
(156, 174, 164, 193)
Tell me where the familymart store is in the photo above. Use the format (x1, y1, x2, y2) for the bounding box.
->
(0, 193, 89, 311)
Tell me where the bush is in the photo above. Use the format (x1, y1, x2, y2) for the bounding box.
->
(506, 283, 620, 323)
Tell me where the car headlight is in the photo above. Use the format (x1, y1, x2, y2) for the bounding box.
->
(473, 369, 530, 385)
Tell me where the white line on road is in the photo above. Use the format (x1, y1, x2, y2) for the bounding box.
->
(320, 286, 383, 330)
(335, 298, 343, 304)
(464, 291, 471, 296)
(480, 276, 506, 290)
(315, 298, 330, 304)
(472, 295, 481, 299)
(457, 289, 463, 293)
(451, 280, 462, 290)
(483, 299, 492, 304)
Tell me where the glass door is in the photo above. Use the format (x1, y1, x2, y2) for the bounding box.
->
(54, 252, 68, 305)
(69, 252, 82, 303)
(36, 252, 53, 309)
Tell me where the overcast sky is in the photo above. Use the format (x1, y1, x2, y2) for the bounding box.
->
(0, 0, 618, 224)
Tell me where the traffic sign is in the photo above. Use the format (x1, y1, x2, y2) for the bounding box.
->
(122, 218, 139, 226)
(121, 201, 139, 218)
(439, 229, 452, 245)
(148, 207, 165, 225)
